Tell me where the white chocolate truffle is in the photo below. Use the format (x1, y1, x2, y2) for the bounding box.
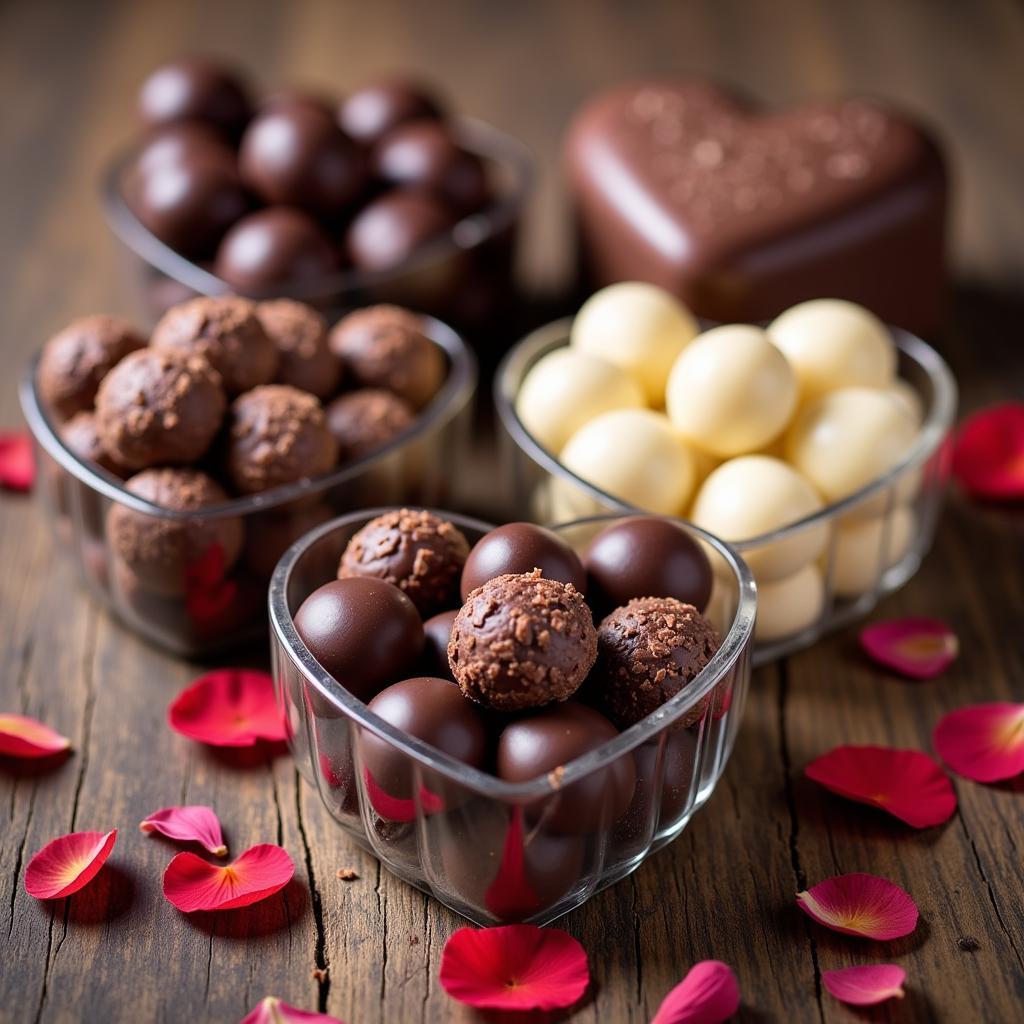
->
(886, 377, 924, 426)
(560, 408, 696, 515)
(784, 387, 918, 506)
(768, 299, 895, 401)
(515, 347, 645, 453)
(829, 507, 915, 597)
(570, 282, 698, 405)
(690, 456, 827, 582)
(666, 324, 798, 457)
(755, 564, 825, 642)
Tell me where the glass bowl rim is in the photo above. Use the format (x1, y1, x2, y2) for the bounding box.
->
(19, 313, 477, 521)
(494, 318, 958, 548)
(268, 506, 757, 801)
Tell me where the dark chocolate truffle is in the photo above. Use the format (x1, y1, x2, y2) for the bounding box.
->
(38, 315, 146, 421)
(338, 78, 442, 145)
(496, 702, 636, 834)
(326, 388, 414, 461)
(328, 305, 445, 409)
(460, 523, 586, 601)
(150, 295, 279, 395)
(132, 122, 235, 178)
(256, 298, 341, 398)
(293, 577, 424, 701)
(214, 207, 340, 293)
(593, 597, 720, 729)
(584, 516, 713, 614)
(345, 187, 455, 273)
(338, 508, 469, 615)
(259, 89, 337, 121)
(449, 570, 597, 711)
(137, 57, 250, 136)
(59, 411, 126, 477)
(422, 609, 458, 680)
(95, 348, 226, 470)
(106, 467, 243, 596)
(225, 384, 338, 494)
(239, 105, 366, 215)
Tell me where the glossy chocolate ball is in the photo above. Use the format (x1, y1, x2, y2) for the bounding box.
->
(214, 207, 340, 293)
(293, 577, 424, 701)
(497, 702, 636, 834)
(132, 122, 235, 178)
(422, 609, 458, 680)
(256, 299, 341, 398)
(338, 78, 442, 145)
(345, 187, 455, 273)
(460, 523, 586, 601)
(138, 57, 250, 136)
(584, 516, 713, 615)
(326, 389, 414, 461)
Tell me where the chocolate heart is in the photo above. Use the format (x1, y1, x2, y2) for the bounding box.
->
(566, 81, 948, 335)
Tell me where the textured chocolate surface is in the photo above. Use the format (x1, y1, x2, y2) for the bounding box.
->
(137, 57, 250, 136)
(345, 187, 455, 274)
(325, 388, 414, 461)
(59, 411, 126, 477)
(256, 298, 340, 398)
(421, 609, 459, 681)
(338, 79, 442, 145)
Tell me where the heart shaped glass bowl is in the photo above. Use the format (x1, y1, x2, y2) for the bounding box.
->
(19, 317, 475, 657)
(269, 508, 755, 925)
(495, 320, 957, 666)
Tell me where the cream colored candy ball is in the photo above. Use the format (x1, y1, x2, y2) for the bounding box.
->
(755, 564, 825, 642)
(570, 282, 698, 405)
(560, 408, 696, 515)
(784, 387, 918, 506)
(829, 506, 915, 598)
(690, 456, 827, 582)
(515, 347, 645, 454)
(768, 299, 896, 401)
(886, 377, 924, 426)
(666, 324, 798, 457)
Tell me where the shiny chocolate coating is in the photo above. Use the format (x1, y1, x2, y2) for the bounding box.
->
(132, 122, 235, 178)
(345, 187, 455, 273)
(293, 577, 424, 702)
(421, 609, 458, 680)
(256, 298, 341, 398)
(137, 57, 251, 136)
(460, 522, 586, 601)
(326, 389, 414, 462)
(583, 516, 713, 615)
(338, 79, 442, 145)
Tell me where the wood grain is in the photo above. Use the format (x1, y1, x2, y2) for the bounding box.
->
(2, 0, 1023, 1021)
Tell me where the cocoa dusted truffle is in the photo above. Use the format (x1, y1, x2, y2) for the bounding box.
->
(338, 508, 469, 615)
(151, 295, 279, 395)
(225, 384, 338, 494)
(256, 299, 341, 398)
(448, 570, 597, 711)
(95, 348, 226, 470)
(106, 468, 243, 596)
(326, 388, 414, 461)
(38, 315, 146, 421)
(59, 411, 126, 476)
(593, 597, 720, 729)
(328, 305, 445, 410)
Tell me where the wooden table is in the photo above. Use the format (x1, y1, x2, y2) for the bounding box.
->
(2, 1, 1022, 1021)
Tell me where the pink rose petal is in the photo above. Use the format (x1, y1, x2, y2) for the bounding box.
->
(860, 618, 959, 680)
(168, 669, 287, 747)
(24, 829, 117, 900)
(239, 996, 345, 1024)
(952, 402, 1024, 500)
(797, 873, 918, 940)
(934, 702, 1024, 782)
(651, 960, 741, 1023)
(140, 805, 227, 856)
(0, 432, 34, 492)
(163, 843, 294, 912)
(823, 964, 907, 1006)
(0, 713, 72, 759)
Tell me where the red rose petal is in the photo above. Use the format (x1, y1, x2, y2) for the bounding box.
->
(0, 432, 34, 492)
(24, 829, 117, 900)
(952, 402, 1024, 500)
(362, 768, 444, 822)
(163, 843, 294, 912)
(168, 669, 287, 748)
(797, 873, 918, 940)
(805, 745, 957, 828)
(239, 996, 345, 1024)
(934, 702, 1024, 783)
(485, 808, 540, 919)
(185, 543, 238, 623)
(651, 960, 741, 1024)
(823, 964, 906, 1006)
(860, 618, 959, 680)
(140, 805, 228, 856)
(439, 924, 589, 1011)
(0, 713, 72, 759)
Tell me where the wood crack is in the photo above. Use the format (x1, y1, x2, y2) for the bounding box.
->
(68, 607, 98, 832)
(630, 874, 643, 1009)
(293, 772, 330, 1011)
(376, 862, 387, 1007)
(8, 782, 38, 939)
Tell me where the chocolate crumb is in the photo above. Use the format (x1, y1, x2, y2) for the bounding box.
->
(336, 867, 359, 881)
(958, 936, 981, 952)
(311, 967, 329, 982)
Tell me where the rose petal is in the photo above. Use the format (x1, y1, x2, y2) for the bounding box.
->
(439, 925, 589, 1011)
(952, 402, 1024, 500)
(362, 768, 444, 822)
(805, 745, 957, 828)
(0, 713, 72, 759)
(0, 432, 34, 492)
(163, 843, 294, 912)
(140, 805, 227, 856)
(239, 996, 345, 1024)
(651, 960, 741, 1024)
(185, 543, 238, 623)
(934, 702, 1024, 783)
(860, 618, 959, 680)
(24, 829, 117, 900)
(485, 808, 539, 919)
(168, 669, 287, 748)
(823, 964, 906, 1006)
(797, 873, 918, 940)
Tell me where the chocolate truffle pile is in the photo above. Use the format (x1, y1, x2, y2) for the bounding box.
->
(124, 57, 493, 292)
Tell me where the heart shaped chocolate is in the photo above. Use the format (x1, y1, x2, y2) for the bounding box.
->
(566, 81, 948, 335)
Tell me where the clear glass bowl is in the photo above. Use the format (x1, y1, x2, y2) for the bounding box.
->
(19, 318, 476, 657)
(269, 508, 756, 925)
(495, 319, 958, 665)
(100, 117, 533, 333)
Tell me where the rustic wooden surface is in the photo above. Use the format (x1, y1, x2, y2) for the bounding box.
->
(2, 1, 1023, 1021)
